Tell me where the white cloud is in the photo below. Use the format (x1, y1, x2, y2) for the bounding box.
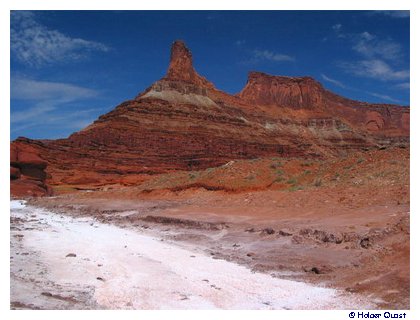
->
(11, 109, 100, 134)
(235, 40, 246, 46)
(367, 92, 401, 104)
(253, 49, 295, 62)
(11, 78, 98, 102)
(320, 74, 346, 88)
(331, 25, 404, 62)
(331, 24, 345, 38)
(11, 77, 102, 136)
(360, 31, 374, 41)
(11, 103, 102, 135)
(396, 82, 410, 90)
(332, 26, 407, 83)
(340, 59, 409, 81)
(321, 73, 404, 104)
(332, 24, 342, 32)
(11, 104, 56, 124)
(352, 32, 402, 61)
(11, 11, 109, 66)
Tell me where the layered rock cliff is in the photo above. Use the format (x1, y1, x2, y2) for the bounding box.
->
(239, 71, 409, 137)
(10, 40, 409, 195)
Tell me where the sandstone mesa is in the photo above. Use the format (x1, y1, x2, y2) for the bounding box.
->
(10, 40, 410, 197)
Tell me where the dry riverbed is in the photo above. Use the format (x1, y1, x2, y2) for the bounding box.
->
(10, 199, 372, 310)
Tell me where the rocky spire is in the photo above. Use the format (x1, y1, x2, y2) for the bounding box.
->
(164, 40, 214, 89)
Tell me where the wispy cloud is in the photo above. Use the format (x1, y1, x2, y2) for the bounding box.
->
(253, 49, 295, 62)
(11, 77, 102, 135)
(320, 73, 402, 103)
(339, 59, 409, 81)
(320, 74, 346, 88)
(11, 11, 109, 66)
(332, 26, 409, 82)
(235, 40, 246, 46)
(332, 24, 345, 38)
(11, 78, 98, 102)
(332, 28, 403, 61)
(396, 82, 410, 90)
(367, 92, 401, 104)
(11, 108, 101, 134)
(352, 32, 402, 61)
(11, 104, 56, 124)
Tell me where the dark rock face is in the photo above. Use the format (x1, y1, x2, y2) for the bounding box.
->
(10, 167, 21, 180)
(10, 40, 410, 191)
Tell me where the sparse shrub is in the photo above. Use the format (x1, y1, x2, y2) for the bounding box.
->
(270, 161, 283, 169)
(189, 172, 198, 179)
(274, 176, 285, 183)
(287, 178, 297, 185)
(373, 171, 387, 178)
(314, 178, 322, 187)
(288, 185, 304, 192)
(357, 158, 365, 164)
(303, 170, 311, 175)
(301, 161, 313, 167)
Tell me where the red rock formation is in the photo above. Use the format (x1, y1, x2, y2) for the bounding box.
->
(239, 71, 409, 137)
(10, 140, 51, 197)
(164, 40, 215, 89)
(10, 40, 410, 193)
(366, 111, 385, 132)
(239, 72, 327, 110)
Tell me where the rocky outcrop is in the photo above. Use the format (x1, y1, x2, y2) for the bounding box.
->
(163, 40, 215, 89)
(10, 40, 410, 191)
(239, 72, 327, 110)
(10, 139, 51, 197)
(366, 111, 385, 132)
(239, 71, 409, 138)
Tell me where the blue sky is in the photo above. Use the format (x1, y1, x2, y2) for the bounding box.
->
(10, 10, 410, 140)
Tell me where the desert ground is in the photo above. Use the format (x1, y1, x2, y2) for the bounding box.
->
(10, 147, 409, 309)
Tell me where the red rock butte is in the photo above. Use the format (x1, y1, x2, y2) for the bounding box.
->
(10, 40, 410, 196)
